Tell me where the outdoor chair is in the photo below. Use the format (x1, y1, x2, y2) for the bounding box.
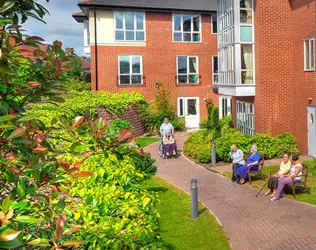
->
(247, 153, 265, 184)
(286, 163, 310, 199)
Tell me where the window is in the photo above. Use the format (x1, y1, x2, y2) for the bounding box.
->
(241, 44, 254, 84)
(240, 0, 253, 24)
(304, 38, 315, 71)
(219, 97, 232, 118)
(177, 56, 199, 84)
(118, 55, 143, 85)
(178, 98, 184, 117)
(212, 56, 218, 84)
(211, 15, 217, 34)
(236, 101, 254, 135)
(115, 12, 145, 41)
(173, 14, 201, 42)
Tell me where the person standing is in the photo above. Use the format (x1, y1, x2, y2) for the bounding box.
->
(160, 117, 174, 137)
(230, 145, 246, 182)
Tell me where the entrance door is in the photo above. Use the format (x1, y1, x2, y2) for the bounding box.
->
(307, 106, 316, 157)
(178, 97, 200, 128)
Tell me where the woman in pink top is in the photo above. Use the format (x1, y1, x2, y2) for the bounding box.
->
(270, 154, 302, 201)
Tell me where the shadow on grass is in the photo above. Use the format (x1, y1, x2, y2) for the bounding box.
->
(199, 207, 208, 215)
(147, 187, 169, 193)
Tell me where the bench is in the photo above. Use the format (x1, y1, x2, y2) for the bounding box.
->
(247, 153, 265, 184)
(287, 163, 310, 199)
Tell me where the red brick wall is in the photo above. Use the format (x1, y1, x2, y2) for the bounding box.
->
(252, 0, 316, 154)
(90, 12, 219, 119)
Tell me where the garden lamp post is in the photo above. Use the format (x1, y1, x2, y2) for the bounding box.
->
(191, 179, 199, 218)
(212, 141, 216, 165)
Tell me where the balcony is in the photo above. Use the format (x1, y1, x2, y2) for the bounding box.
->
(218, 84, 255, 96)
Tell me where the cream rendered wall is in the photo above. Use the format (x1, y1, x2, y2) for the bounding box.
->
(89, 9, 146, 46)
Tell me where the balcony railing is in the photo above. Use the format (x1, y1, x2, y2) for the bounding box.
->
(175, 74, 202, 85)
(117, 75, 146, 86)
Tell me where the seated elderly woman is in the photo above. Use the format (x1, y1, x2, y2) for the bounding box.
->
(264, 153, 291, 197)
(230, 144, 246, 183)
(237, 145, 261, 185)
(270, 154, 302, 201)
(162, 131, 176, 157)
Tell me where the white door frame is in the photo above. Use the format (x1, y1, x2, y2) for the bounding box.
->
(307, 106, 316, 158)
(177, 97, 200, 128)
(219, 96, 232, 119)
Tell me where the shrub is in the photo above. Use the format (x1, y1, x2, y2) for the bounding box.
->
(107, 119, 134, 132)
(62, 78, 91, 92)
(205, 105, 213, 130)
(133, 156, 157, 178)
(68, 154, 162, 249)
(250, 133, 279, 159)
(275, 133, 299, 157)
(219, 115, 233, 129)
(170, 118, 186, 131)
(197, 144, 212, 163)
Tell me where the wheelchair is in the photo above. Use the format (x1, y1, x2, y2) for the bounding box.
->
(158, 134, 178, 159)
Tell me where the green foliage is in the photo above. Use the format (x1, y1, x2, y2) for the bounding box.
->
(170, 118, 185, 131)
(141, 81, 184, 134)
(68, 154, 161, 249)
(133, 156, 157, 178)
(107, 119, 134, 133)
(250, 133, 278, 159)
(61, 78, 91, 92)
(205, 105, 213, 130)
(205, 105, 221, 138)
(62, 56, 84, 80)
(219, 115, 233, 130)
(275, 133, 300, 157)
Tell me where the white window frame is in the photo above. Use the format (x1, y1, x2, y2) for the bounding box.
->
(212, 55, 218, 84)
(219, 96, 232, 118)
(211, 14, 217, 34)
(118, 55, 143, 85)
(177, 97, 185, 117)
(172, 14, 201, 43)
(304, 38, 315, 71)
(176, 56, 199, 84)
(239, 0, 253, 24)
(114, 11, 146, 42)
(236, 101, 255, 136)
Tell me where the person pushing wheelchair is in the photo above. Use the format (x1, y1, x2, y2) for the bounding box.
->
(160, 118, 176, 158)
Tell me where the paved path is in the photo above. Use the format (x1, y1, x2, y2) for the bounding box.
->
(145, 133, 316, 250)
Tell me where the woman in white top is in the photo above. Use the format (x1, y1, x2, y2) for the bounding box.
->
(270, 154, 302, 201)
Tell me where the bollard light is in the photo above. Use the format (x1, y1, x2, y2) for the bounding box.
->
(212, 141, 216, 165)
(191, 179, 199, 218)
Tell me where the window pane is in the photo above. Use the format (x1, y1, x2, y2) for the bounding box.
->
(178, 56, 187, 74)
(115, 12, 123, 29)
(311, 40, 314, 68)
(179, 99, 184, 116)
(212, 15, 217, 33)
(241, 71, 253, 84)
(136, 31, 144, 41)
(174, 15, 181, 31)
(187, 99, 197, 115)
(126, 31, 134, 40)
(213, 56, 218, 73)
(131, 75, 142, 84)
(183, 33, 192, 42)
(120, 75, 130, 84)
(193, 16, 199, 31)
(240, 26, 253, 42)
(183, 15, 191, 32)
(189, 75, 198, 83)
(240, 10, 252, 23)
(174, 33, 182, 41)
(132, 57, 141, 73)
(305, 40, 310, 68)
(119, 56, 130, 74)
(178, 75, 188, 83)
(241, 44, 253, 70)
(136, 13, 144, 30)
(193, 33, 200, 42)
(125, 12, 134, 30)
(240, 0, 253, 8)
(189, 57, 197, 73)
(115, 31, 124, 40)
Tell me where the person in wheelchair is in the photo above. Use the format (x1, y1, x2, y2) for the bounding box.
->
(162, 131, 176, 157)
(160, 117, 174, 138)
(159, 118, 177, 158)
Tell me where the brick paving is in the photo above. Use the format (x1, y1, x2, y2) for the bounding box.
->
(145, 133, 316, 250)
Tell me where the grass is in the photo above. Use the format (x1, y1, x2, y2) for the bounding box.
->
(221, 160, 316, 205)
(136, 137, 160, 148)
(145, 177, 231, 250)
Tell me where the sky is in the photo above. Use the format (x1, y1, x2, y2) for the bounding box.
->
(24, 0, 85, 56)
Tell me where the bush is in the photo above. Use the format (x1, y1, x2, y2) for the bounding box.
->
(62, 78, 91, 92)
(68, 154, 162, 249)
(250, 133, 278, 159)
(107, 119, 134, 132)
(219, 115, 233, 129)
(276, 133, 300, 157)
(170, 118, 186, 131)
(133, 156, 157, 178)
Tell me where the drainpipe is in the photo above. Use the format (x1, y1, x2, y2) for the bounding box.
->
(94, 7, 99, 91)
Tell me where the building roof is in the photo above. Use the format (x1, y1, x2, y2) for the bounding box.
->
(74, 0, 217, 21)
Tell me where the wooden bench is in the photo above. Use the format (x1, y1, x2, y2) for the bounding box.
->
(287, 163, 310, 199)
(247, 153, 265, 184)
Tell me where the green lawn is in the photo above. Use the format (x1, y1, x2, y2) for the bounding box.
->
(221, 160, 316, 205)
(136, 137, 160, 148)
(145, 177, 231, 250)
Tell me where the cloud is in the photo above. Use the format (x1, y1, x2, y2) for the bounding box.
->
(23, 0, 85, 56)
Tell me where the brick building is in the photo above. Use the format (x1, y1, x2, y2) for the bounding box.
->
(74, 0, 316, 156)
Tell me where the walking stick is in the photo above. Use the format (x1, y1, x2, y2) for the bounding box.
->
(255, 179, 269, 197)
